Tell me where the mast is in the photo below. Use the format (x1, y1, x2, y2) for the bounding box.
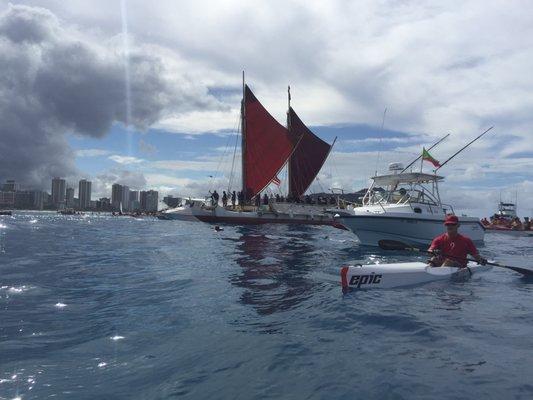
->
(287, 85, 292, 197)
(241, 71, 246, 202)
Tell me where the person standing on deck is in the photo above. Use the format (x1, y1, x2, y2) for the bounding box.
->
(222, 191, 228, 207)
(428, 215, 487, 268)
(211, 190, 219, 207)
(231, 191, 236, 209)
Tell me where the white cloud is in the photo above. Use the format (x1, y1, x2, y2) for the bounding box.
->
(75, 149, 112, 157)
(109, 155, 145, 164)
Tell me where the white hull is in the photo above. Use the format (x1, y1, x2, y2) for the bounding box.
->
(341, 261, 491, 290)
(339, 213, 485, 247)
(158, 206, 198, 221)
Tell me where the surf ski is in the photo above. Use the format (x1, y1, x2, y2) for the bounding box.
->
(341, 261, 491, 290)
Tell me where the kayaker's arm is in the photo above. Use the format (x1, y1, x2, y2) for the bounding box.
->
(466, 238, 487, 265)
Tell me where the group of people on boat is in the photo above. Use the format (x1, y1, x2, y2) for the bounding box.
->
(480, 215, 531, 231)
(209, 190, 337, 209)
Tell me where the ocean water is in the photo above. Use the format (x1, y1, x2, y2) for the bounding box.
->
(1, 211, 533, 400)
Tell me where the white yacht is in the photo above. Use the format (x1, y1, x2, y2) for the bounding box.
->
(336, 163, 485, 247)
(157, 198, 205, 221)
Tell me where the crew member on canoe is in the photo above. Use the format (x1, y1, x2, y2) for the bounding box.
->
(428, 215, 487, 268)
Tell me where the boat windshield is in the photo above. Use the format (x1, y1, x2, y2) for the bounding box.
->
(367, 188, 440, 206)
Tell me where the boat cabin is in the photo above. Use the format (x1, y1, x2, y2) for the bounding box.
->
(361, 166, 454, 215)
(497, 202, 517, 219)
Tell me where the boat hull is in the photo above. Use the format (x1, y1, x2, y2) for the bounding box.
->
(341, 261, 491, 290)
(192, 205, 346, 229)
(157, 206, 198, 221)
(339, 214, 485, 247)
(485, 228, 533, 237)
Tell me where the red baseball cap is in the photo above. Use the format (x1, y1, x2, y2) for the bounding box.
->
(444, 215, 459, 225)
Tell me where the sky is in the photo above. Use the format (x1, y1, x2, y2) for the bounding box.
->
(0, 0, 532, 217)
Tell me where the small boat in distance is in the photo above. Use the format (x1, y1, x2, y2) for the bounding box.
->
(336, 163, 485, 247)
(482, 200, 532, 236)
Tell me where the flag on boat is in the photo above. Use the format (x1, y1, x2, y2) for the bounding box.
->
(422, 147, 441, 167)
(272, 175, 281, 186)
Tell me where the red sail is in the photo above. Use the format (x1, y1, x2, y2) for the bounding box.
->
(243, 85, 296, 199)
(288, 107, 332, 197)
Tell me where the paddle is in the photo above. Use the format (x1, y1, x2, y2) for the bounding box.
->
(378, 240, 533, 276)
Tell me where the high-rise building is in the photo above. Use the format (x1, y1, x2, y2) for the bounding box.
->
(129, 190, 140, 211)
(2, 180, 17, 192)
(66, 187, 75, 208)
(111, 183, 123, 210)
(51, 177, 66, 209)
(14, 191, 33, 209)
(96, 197, 112, 211)
(140, 190, 158, 212)
(78, 179, 92, 210)
(122, 185, 130, 211)
(0, 191, 15, 209)
(32, 190, 44, 210)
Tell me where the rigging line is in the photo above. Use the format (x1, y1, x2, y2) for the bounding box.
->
(374, 107, 388, 176)
(209, 125, 234, 192)
(227, 112, 241, 193)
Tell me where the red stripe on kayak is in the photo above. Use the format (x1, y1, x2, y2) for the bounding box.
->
(340, 266, 349, 288)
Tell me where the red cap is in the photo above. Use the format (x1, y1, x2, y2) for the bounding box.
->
(444, 215, 459, 225)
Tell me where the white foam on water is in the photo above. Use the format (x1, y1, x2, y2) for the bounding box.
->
(7, 285, 30, 294)
(55, 302, 67, 308)
(110, 335, 125, 341)
(98, 362, 107, 368)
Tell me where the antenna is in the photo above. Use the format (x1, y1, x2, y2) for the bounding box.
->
(374, 107, 387, 176)
(436, 126, 493, 171)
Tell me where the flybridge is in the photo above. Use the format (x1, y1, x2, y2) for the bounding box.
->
(240, 75, 334, 202)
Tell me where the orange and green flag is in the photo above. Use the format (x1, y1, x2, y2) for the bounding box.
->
(422, 147, 441, 168)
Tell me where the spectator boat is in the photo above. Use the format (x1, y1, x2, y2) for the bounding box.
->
(335, 163, 485, 247)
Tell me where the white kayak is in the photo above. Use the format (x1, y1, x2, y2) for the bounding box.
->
(341, 262, 491, 290)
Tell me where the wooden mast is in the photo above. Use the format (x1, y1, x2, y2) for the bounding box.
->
(287, 85, 293, 198)
(241, 71, 247, 202)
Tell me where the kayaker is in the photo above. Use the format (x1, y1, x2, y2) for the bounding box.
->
(428, 215, 487, 268)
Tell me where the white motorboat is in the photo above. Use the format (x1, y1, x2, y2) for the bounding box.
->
(157, 198, 205, 221)
(336, 163, 485, 247)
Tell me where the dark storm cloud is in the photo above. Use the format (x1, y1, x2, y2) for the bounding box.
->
(0, 4, 222, 189)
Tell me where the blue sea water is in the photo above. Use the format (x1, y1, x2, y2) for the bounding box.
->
(1, 211, 533, 400)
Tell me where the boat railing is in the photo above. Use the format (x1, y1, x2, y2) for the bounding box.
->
(441, 203, 455, 215)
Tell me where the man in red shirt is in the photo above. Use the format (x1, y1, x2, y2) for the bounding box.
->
(428, 215, 487, 268)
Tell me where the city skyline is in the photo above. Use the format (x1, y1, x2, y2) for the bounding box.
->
(0, 177, 159, 212)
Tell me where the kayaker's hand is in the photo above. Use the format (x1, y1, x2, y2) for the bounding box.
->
(478, 257, 487, 266)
